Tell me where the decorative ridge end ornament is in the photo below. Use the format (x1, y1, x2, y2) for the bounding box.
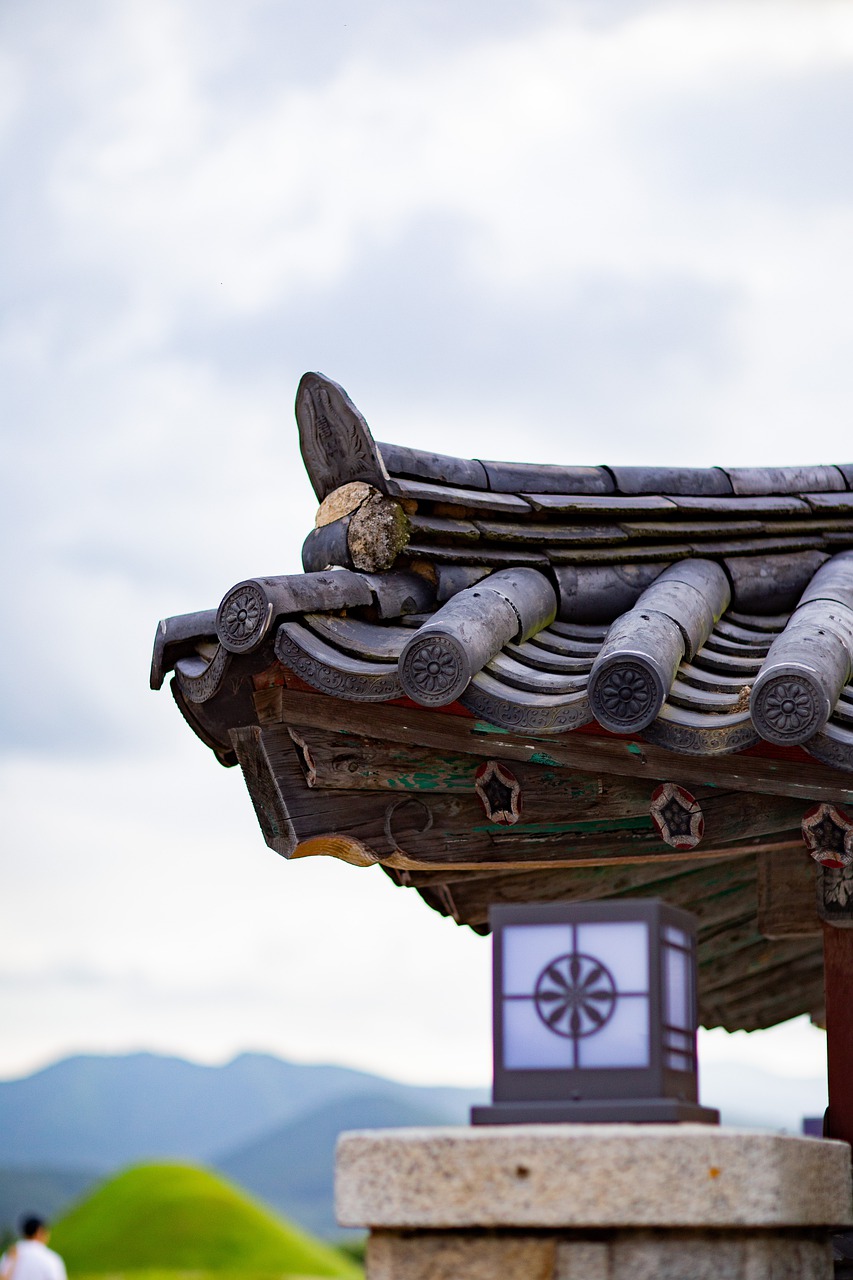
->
(296, 371, 390, 501)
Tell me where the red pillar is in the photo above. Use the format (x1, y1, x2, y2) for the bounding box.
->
(823, 923, 853, 1146)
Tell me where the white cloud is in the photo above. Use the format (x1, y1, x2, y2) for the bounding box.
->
(1, 0, 848, 1085)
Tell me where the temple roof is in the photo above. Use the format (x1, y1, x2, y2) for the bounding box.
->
(155, 372, 853, 770)
(152, 372, 853, 1035)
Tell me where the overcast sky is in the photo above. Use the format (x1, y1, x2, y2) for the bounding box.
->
(1, 0, 848, 1089)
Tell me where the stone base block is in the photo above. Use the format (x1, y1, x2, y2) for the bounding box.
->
(337, 1125, 853, 1280)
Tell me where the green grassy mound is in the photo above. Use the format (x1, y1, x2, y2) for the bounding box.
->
(50, 1163, 359, 1279)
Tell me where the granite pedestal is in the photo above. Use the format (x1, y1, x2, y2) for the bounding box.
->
(336, 1125, 853, 1279)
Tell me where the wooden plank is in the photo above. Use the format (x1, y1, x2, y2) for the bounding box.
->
(700, 956, 824, 1030)
(757, 848, 821, 938)
(254, 685, 853, 803)
(418, 856, 757, 930)
(698, 936, 817, 995)
(250, 723, 804, 869)
(286, 725, 807, 846)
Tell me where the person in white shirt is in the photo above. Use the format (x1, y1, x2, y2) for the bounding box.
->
(0, 1217, 67, 1280)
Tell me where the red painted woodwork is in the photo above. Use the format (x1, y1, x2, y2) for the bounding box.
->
(823, 923, 853, 1149)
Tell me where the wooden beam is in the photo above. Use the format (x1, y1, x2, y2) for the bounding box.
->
(823, 923, 853, 1146)
(256, 685, 853, 804)
(757, 848, 822, 939)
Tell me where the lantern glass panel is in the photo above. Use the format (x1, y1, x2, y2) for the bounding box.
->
(576, 922, 649, 991)
(503, 999, 575, 1069)
(577, 995, 650, 1068)
(503, 925, 571, 995)
(664, 945, 691, 1031)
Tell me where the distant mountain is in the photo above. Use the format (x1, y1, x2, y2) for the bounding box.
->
(0, 1052, 484, 1170)
(49, 1162, 357, 1278)
(217, 1092, 451, 1240)
(0, 1050, 829, 1243)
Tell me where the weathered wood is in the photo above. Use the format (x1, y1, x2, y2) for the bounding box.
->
(823, 923, 853, 1145)
(284, 725, 809, 846)
(255, 684, 853, 803)
(698, 936, 818, 995)
(701, 953, 824, 1030)
(757, 848, 821, 938)
(239, 723, 803, 870)
(296, 372, 389, 500)
(229, 725, 299, 858)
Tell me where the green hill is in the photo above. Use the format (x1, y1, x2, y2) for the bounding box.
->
(50, 1163, 358, 1279)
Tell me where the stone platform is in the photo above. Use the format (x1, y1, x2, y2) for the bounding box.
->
(336, 1125, 853, 1279)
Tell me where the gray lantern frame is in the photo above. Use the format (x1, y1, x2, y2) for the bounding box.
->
(471, 898, 719, 1125)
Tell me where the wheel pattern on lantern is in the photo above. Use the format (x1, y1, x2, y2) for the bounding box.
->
(533, 952, 617, 1039)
